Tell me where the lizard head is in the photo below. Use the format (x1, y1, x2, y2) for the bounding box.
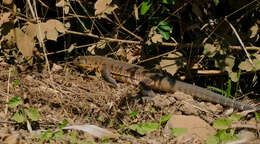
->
(73, 56, 90, 69)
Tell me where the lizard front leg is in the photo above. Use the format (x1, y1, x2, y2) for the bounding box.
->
(100, 64, 117, 87)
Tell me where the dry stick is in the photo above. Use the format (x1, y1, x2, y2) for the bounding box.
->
(225, 0, 258, 18)
(47, 43, 98, 55)
(76, 0, 117, 57)
(112, 12, 143, 41)
(4, 69, 12, 122)
(137, 49, 178, 64)
(202, 0, 257, 44)
(225, 18, 254, 66)
(155, 1, 190, 29)
(66, 30, 141, 44)
(68, 3, 88, 32)
(26, 0, 52, 78)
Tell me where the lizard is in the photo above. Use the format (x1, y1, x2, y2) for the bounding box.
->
(73, 56, 260, 111)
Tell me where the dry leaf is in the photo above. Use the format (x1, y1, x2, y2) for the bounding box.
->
(151, 33, 163, 43)
(56, 0, 70, 14)
(24, 22, 37, 38)
(87, 44, 96, 55)
(24, 19, 66, 42)
(0, 12, 11, 26)
(15, 28, 34, 57)
(224, 56, 235, 72)
(203, 43, 217, 57)
(249, 24, 258, 39)
(96, 40, 106, 49)
(56, 0, 67, 7)
(46, 19, 66, 33)
(239, 60, 252, 71)
(229, 72, 238, 82)
(160, 52, 183, 75)
(63, 124, 118, 139)
(46, 27, 59, 41)
(215, 56, 235, 72)
(146, 26, 163, 45)
(94, 0, 118, 18)
(3, 0, 13, 5)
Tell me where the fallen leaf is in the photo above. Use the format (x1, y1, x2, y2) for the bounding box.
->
(63, 124, 118, 139)
(159, 52, 183, 75)
(94, 0, 118, 18)
(15, 28, 34, 57)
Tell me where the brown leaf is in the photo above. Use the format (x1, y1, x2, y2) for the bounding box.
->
(238, 60, 252, 71)
(15, 28, 34, 57)
(203, 43, 217, 57)
(46, 28, 58, 41)
(94, 0, 118, 18)
(0, 12, 11, 27)
(230, 72, 238, 82)
(159, 52, 183, 75)
(3, 0, 13, 5)
(249, 24, 258, 39)
(46, 19, 66, 33)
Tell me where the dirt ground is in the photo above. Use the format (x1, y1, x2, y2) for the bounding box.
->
(0, 61, 259, 144)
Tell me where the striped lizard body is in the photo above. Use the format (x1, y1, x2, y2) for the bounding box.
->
(73, 56, 260, 111)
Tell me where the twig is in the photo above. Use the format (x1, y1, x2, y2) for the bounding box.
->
(66, 30, 141, 44)
(202, 0, 258, 44)
(137, 49, 178, 64)
(4, 68, 12, 118)
(26, 0, 52, 78)
(225, 18, 254, 66)
(112, 12, 143, 41)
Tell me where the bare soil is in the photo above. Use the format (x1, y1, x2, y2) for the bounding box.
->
(0, 61, 259, 144)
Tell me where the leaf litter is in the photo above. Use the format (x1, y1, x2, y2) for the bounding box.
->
(0, 61, 259, 143)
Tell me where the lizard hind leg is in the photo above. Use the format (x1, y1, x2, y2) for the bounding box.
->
(100, 65, 118, 87)
(139, 81, 156, 98)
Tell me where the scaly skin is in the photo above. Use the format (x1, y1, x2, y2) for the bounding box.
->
(73, 56, 260, 111)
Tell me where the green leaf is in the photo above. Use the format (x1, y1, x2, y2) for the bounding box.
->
(102, 138, 109, 143)
(13, 79, 19, 87)
(54, 130, 63, 139)
(162, 0, 175, 5)
(226, 75, 232, 98)
(229, 114, 242, 121)
(213, 119, 232, 130)
(40, 130, 53, 143)
(69, 132, 77, 144)
(213, 0, 219, 6)
(206, 135, 219, 144)
(140, 0, 153, 15)
(207, 86, 226, 96)
(255, 112, 259, 121)
(129, 123, 159, 135)
(160, 114, 172, 124)
(128, 110, 139, 118)
(171, 128, 187, 137)
(157, 28, 170, 40)
(58, 119, 68, 129)
(13, 112, 26, 123)
(8, 96, 23, 108)
(215, 130, 237, 143)
(25, 108, 40, 121)
(158, 21, 173, 31)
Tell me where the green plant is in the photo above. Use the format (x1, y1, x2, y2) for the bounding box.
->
(127, 114, 171, 135)
(206, 114, 243, 144)
(8, 96, 40, 124)
(39, 119, 70, 143)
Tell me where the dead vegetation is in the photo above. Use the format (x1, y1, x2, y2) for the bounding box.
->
(0, 0, 260, 143)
